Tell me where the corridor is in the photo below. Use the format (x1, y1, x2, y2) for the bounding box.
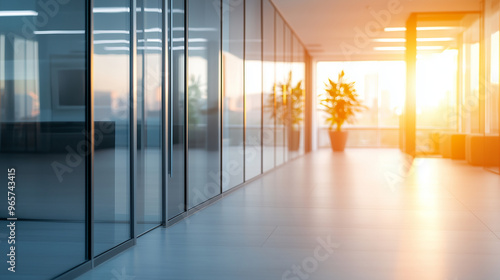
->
(77, 149, 500, 280)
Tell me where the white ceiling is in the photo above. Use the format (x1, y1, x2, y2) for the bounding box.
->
(272, 0, 482, 61)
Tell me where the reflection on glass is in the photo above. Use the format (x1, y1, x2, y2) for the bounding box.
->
(263, 0, 276, 172)
(275, 13, 285, 166)
(0, 0, 86, 278)
(284, 25, 292, 162)
(245, 0, 263, 180)
(168, 0, 187, 219)
(93, 0, 131, 255)
(460, 16, 480, 134)
(292, 36, 306, 157)
(187, 0, 221, 208)
(222, 0, 244, 191)
(136, 0, 163, 234)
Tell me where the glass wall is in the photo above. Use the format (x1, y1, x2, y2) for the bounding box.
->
(136, 0, 163, 234)
(245, 0, 263, 180)
(93, 0, 131, 255)
(283, 25, 292, 162)
(0, 0, 87, 278)
(460, 15, 481, 135)
(0, 0, 310, 278)
(291, 35, 305, 158)
(187, 0, 222, 207)
(168, 0, 187, 219)
(275, 13, 285, 166)
(292, 36, 299, 156)
(222, 0, 244, 191)
(484, 0, 500, 173)
(262, 0, 276, 172)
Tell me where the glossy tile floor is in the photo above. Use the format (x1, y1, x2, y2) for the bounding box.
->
(77, 149, 500, 280)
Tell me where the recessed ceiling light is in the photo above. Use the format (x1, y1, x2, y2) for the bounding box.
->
(374, 46, 445, 51)
(417, 46, 445, 50)
(34, 30, 85, 35)
(373, 38, 406, 43)
(374, 46, 406, 51)
(374, 37, 454, 42)
(418, 37, 454, 42)
(93, 7, 130, 13)
(384, 26, 457, 32)
(418, 26, 456, 31)
(384, 27, 406, 32)
(0, 10, 38, 17)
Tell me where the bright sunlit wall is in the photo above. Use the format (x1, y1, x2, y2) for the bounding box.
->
(316, 61, 406, 148)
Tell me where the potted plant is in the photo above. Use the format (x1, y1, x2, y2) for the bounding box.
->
(266, 71, 305, 151)
(319, 70, 365, 152)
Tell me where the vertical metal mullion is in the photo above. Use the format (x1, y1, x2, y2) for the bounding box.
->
(85, 0, 95, 265)
(162, 0, 169, 226)
(130, 0, 138, 242)
(273, 9, 276, 168)
(167, 0, 173, 179)
(243, 0, 246, 181)
(184, 0, 189, 212)
(282, 21, 286, 164)
(260, 0, 264, 174)
(219, 0, 223, 194)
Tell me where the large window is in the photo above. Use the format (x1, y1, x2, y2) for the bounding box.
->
(316, 61, 405, 148)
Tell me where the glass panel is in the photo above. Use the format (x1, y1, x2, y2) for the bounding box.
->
(262, 0, 275, 172)
(222, 0, 244, 191)
(284, 25, 292, 162)
(275, 13, 284, 166)
(291, 35, 305, 157)
(187, 0, 221, 208)
(283, 26, 292, 160)
(460, 16, 481, 135)
(245, 0, 263, 180)
(485, 0, 500, 173)
(0, 0, 86, 278)
(93, 0, 131, 255)
(414, 15, 478, 155)
(136, 0, 163, 234)
(168, 0, 187, 219)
